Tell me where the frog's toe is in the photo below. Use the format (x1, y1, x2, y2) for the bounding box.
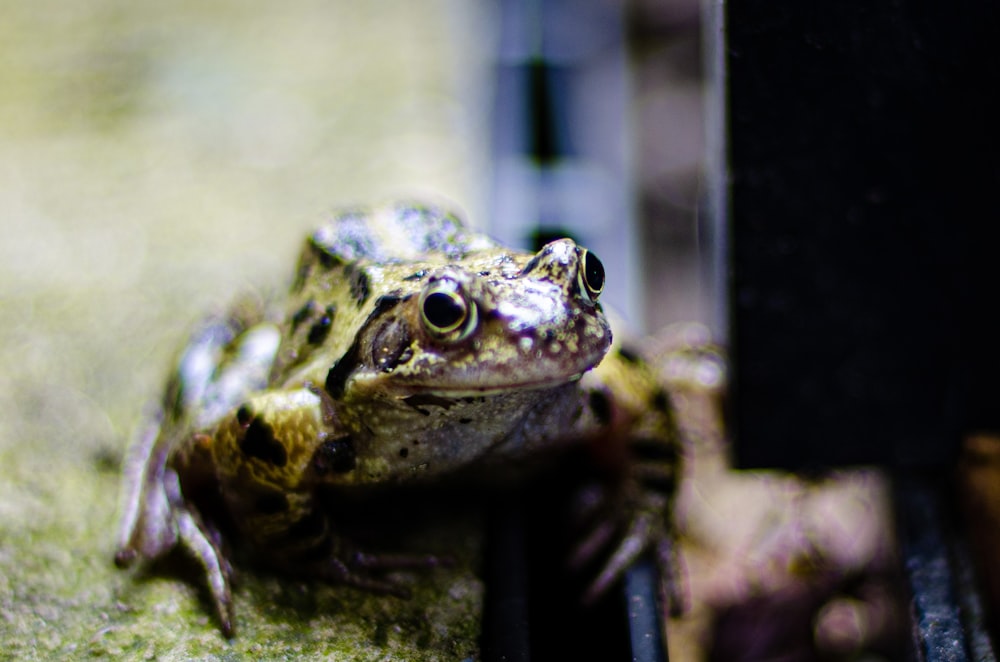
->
(327, 557, 413, 598)
(568, 516, 617, 571)
(319, 547, 451, 598)
(578, 513, 684, 617)
(569, 486, 683, 615)
(113, 547, 138, 568)
(176, 508, 235, 636)
(579, 509, 656, 604)
(351, 549, 454, 571)
(655, 535, 686, 617)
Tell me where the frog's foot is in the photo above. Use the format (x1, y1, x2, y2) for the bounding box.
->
(175, 505, 236, 637)
(569, 483, 684, 617)
(275, 539, 451, 599)
(115, 432, 236, 637)
(115, 509, 235, 637)
(320, 548, 453, 598)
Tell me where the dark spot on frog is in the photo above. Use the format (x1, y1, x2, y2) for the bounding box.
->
(651, 388, 670, 414)
(325, 358, 352, 399)
(326, 294, 404, 398)
(348, 265, 370, 307)
(521, 244, 561, 276)
(459, 417, 473, 424)
(617, 345, 643, 364)
(311, 436, 356, 474)
(240, 417, 288, 467)
(162, 372, 186, 422)
(520, 252, 543, 276)
(403, 269, 427, 281)
(292, 260, 311, 292)
(307, 305, 337, 345)
(460, 396, 485, 404)
(370, 316, 413, 372)
(307, 235, 343, 268)
(92, 446, 122, 474)
(290, 299, 316, 333)
(403, 394, 457, 415)
(236, 404, 253, 426)
(254, 490, 290, 515)
(478, 270, 491, 277)
(399, 447, 409, 458)
(588, 389, 612, 427)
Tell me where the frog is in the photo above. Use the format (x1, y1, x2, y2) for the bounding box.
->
(114, 202, 682, 637)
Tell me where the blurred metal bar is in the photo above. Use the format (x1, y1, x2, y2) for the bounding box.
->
(625, 559, 669, 661)
(480, 501, 531, 662)
(700, 0, 728, 342)
(894, 476, 995, 661)
(484, 1, 669, 660)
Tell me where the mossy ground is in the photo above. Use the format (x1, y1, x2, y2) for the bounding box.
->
(0, 2, 490, 659)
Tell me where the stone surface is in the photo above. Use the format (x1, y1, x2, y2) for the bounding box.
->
(0, 2, 490, 658)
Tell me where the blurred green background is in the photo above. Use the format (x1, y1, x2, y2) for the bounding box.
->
(0, 2, 493, 658)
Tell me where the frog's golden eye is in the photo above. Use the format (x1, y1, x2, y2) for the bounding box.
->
(419, 279, 478, 341)
(578, 249, 605, 301)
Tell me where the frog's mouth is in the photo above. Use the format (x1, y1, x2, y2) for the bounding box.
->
(397, 376, 583, 416)
(399, 372, 588, 399)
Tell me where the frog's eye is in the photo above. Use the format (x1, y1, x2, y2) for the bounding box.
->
(578, 249, 605, 301)
(420, 279, 478, 341)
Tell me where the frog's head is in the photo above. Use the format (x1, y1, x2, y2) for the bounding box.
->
(325, 239, 612, 400)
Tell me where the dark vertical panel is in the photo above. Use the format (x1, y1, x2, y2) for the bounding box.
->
(727, 2, 1000, 468)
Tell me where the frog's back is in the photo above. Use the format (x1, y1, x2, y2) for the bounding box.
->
(310, 202, 500, 264)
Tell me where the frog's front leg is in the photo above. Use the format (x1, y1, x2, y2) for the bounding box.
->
(569, 350, 685, 617)
(163, 451, 236, 635)
(115, 308, 277, 637)
(248, 504, 450, 599)
(214, 387, 450, 602)
(570, 461, 682, 615)
(114, 419, 236, 634)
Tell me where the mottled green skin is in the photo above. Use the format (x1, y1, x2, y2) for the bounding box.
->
(262, 202, 614, 486)
(115, 202, 681, 638)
